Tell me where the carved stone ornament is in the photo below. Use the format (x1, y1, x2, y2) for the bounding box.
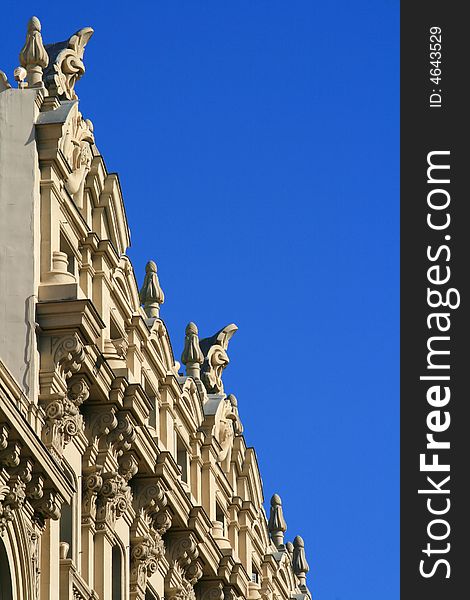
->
(130, 536, 164, 599)
(199, 324, 238, 394)
(216, 394, 243, 468)
(53, 334, 86, 381)
(166, 532, 203, 600)
(42, 375, 90, 457)
(0, 447, 33, 531)
(268, 494, 287, 548)
(19, 16, 49, 88)
(130, 481, 172, 599)
(44, 26, 93, 100)
(83, 466, 133, 528)
(82, 410, 138, 528)
(31, 489, 64, 526)
(139, 261, 165, 319)
(59, 108, 95, 207)
(198, 581, 224, 600)
(134, 480, 172, 536)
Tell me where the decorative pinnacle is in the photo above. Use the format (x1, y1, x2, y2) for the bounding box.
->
(181, 322, 204, 379)
(139, 261, 165, 319)
(292, 535, 309, 587)
(19, 16, 49, 88)
(268, 493, 287, 548)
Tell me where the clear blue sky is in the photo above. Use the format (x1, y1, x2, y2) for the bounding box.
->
(1, 2, 399, 598)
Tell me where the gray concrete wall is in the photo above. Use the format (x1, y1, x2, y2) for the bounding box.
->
(0, 88, 41, 400)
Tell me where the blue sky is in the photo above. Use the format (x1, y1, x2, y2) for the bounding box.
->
(1, 2, 399, 598)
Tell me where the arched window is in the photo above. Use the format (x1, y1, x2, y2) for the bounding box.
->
(0, 537, 13, 600)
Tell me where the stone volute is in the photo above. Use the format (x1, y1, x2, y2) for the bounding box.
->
(292, 535, 309, 588)
(19, 16, 49, 88)
(139, 260, 165, 319)
(268, 493, 287, 548)
(181, 322, 204, 379)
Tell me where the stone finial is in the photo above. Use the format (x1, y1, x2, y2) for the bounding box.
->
(292, 536, 309, 588)
(43, 26, 93, 100)
(181, 322, 204, 379)
(199, 324, 238, 394)
(268, 494, 287, 548)
(139, 261, 165, 319)
(19, 17, 49, 88)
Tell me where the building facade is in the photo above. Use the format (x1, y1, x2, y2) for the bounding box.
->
(0, 18, 311, 600)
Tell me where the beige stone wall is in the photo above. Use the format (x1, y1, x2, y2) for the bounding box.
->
(0, 18, 310, 600)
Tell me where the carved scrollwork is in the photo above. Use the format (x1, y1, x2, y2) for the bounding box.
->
(130, 535, 165, 599)
(83, 465, 133, 529)
(108, 412, 136, 457)
(166, 532, 203, 600)
(53, 334, 86, 381)
(42, 375, 89, 457)
(32, 489, 63, 525)
(0, 447, 34, 530)
(44, 27, 93, 100)
(199, 325, 238, 394)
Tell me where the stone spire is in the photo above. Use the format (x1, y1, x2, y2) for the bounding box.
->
(292, 536, 309, 588)
(181, 322, 204, 379)
(268, 494, 287, 548)
(139, 261, 165, 319)
(19, 16, 49, 88)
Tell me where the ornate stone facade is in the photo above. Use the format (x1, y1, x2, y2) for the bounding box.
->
(0, 17, 311, 600)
